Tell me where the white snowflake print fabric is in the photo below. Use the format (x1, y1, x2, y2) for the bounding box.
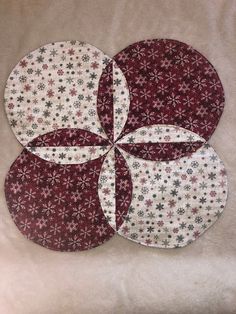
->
(117, 143, 227, 248)
(5, 41, 111, 144)
(4, 39, 228, 251)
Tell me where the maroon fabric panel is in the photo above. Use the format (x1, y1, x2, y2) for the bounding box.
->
(113, 39, 225, 141)
(115, 148, 132, 229)
(5, 149, 115, 251)
(97, 61, 113, 141)
(118, 142, 204, 161)
(28, 128, 110, 147)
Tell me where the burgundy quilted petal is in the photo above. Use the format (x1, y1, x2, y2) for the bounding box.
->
(97, 61, 114, 142)
(28, 128, 110, 147)
(115, 148, 132, 229)
(118, 142, 204, 161)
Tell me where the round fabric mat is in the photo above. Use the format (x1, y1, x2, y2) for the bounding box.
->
(112, 39, 225, 141)
(117, 142, 227, 248)
(4, 41, 112, 146)
(5, 147, 115, 251)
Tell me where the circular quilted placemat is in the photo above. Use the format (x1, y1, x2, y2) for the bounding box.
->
(117, 142, 227, 248)
(5, 147, 115, 251)
(113, 39, 225, 141)
(4, 41, 111, 146)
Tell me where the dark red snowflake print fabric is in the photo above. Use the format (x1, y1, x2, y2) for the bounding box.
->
(28, 128, 110, 147)
(113, 39, 225, 140)
(97, 61, 114, 142)
(4, 40, 228, 250)
(117, 141, 203, 161)
(5, 150, 115, 251)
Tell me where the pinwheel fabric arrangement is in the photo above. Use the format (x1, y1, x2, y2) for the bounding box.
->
(4, 39, 228, 251)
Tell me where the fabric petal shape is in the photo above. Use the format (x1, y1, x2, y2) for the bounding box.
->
(27, 128, 110, 147)
(113, 62, 130, 141)
(114, 147, 132, 229)
(117, 124, 204, 143)
(4, 150, 115, 251)
(118, 142, 204, 161)
(113, 39, 225, 140)
(98, 147, 132, 230)
(98, 147, 116, 229)
(97, 61, 130, 142)
(4, 41, 111, 146)
(26, 128, 111, 164)
(27, 145, 111, 164)
(117, 125, 205, 161)
(117, 144, 228, 248)
(97, 61, 113, 141)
